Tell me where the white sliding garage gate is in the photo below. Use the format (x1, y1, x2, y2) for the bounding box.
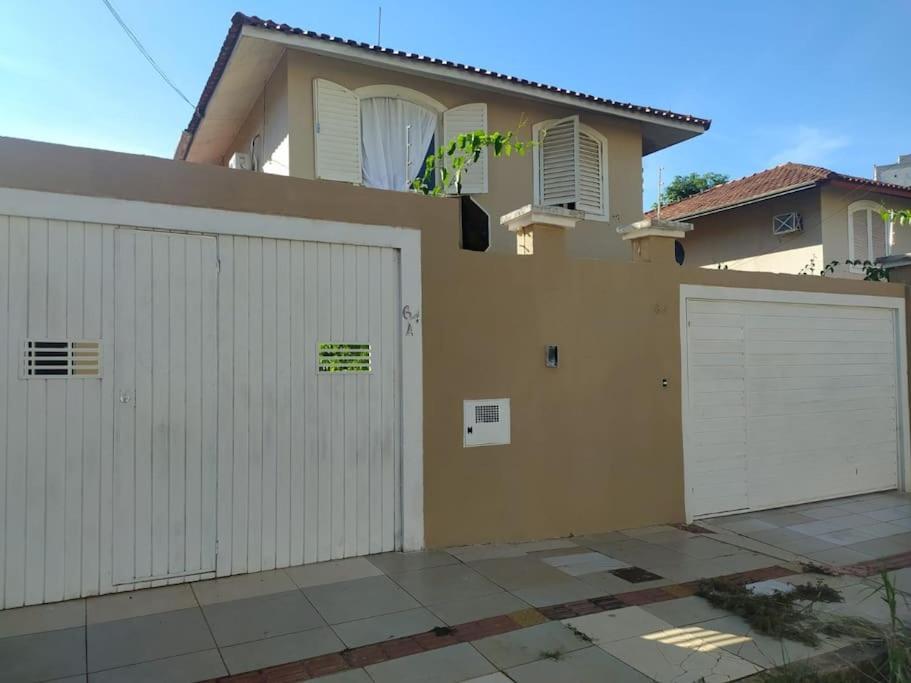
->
(0, 189, 423, 609)
(681, 285, 910, 519)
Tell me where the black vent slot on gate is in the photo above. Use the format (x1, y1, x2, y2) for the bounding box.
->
(24, 340, 101, 378)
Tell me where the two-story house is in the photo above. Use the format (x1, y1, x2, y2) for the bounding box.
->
(175, 13, 710, 258)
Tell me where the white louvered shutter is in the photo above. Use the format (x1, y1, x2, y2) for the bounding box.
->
(442, 103, 488, 194)
(539, 116, 579, 207)
(852, 209, 870, 262)
(871, 211, 887, 258)
(313, 79, 362, 183)
(577, 130, 604, 215)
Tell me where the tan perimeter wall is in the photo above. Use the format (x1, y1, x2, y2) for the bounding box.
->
(683, 187, 823, 274)
(228, 50, 646, 261)
(1, 137, 903, 547)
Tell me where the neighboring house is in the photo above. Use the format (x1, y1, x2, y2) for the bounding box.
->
(175, 13, 710, 259)
(650, 163, 911, 276)
(875, 153, 911, 188)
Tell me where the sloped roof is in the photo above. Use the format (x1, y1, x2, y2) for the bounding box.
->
(177, 12, 711, 160)
(650, 163, 911, 220)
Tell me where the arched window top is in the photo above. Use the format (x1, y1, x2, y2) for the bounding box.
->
(353, 85, 446, 113)
(847, 199, 885, 214)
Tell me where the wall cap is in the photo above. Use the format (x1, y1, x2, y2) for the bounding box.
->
(617, 217, 693, 241)
(877, 253, 911, 269)
(500, 204, 584, 232)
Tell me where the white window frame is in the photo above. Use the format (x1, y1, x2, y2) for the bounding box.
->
(848, 200, 890, 273)
(532, 118, 609, 221)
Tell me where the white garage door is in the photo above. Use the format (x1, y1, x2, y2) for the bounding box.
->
(683, 288, 906, 519)
(0, 200, 415, 609)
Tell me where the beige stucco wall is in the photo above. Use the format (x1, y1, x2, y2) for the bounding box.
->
(0, 137, 902, 547)
(226, 54, 290, 175)
(683, 188, 824, 274)
(240, 49, 646, 260)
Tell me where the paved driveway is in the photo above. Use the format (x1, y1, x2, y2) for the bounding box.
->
(1, 492, 908, 682)
(704, 490, 911, 567)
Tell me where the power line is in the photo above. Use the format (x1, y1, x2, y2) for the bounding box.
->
(99, 0, 198, 113)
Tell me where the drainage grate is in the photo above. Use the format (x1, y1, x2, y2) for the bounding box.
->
(610, 567, 664, 583)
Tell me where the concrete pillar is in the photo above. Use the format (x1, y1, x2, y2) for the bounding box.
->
(617, 218, 694, 264)
(500, 205, 583, 260)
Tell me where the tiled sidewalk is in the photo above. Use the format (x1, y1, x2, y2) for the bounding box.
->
(704, 490, 911, 567)
(0, 492, 908, 682)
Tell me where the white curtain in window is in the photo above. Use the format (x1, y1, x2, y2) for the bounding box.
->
(361, 97, 436, 191)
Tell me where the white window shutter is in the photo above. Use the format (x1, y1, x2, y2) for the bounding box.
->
(851, 209, 870, 262)
(442, 103, 488, 194)
(539, 116, 579, 207)
(313, 79, 362, 183)
(576, 130, 605, 215)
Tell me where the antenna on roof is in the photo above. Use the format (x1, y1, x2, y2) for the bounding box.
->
(377, 5, 382, 45)
(656, 167, 664, 219)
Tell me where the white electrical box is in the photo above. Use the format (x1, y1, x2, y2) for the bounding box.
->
(228, 152, 251, 170)
(463, 398, 511, 447)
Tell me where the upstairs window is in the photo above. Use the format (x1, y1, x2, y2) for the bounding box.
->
(533, 116, 608, 219)
(313, 80, 488, 194)
(848, 200, 890, 269)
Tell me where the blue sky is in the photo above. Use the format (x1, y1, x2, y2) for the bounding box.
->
(1, 1, 908, 206)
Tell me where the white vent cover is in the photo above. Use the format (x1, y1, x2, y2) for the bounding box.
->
(463, 398, 511, 447)
(772, 212, 802, 235)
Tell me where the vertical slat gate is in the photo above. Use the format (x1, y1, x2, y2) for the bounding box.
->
(112, 229, 217, 585)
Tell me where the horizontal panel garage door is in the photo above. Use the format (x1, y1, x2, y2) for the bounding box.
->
(683, 291, 904, 518)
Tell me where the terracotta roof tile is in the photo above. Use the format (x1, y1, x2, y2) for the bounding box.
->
(178, 12, 710, 158)
(649, 163, 911, 220)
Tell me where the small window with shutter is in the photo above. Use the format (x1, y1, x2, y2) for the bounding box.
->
(848, 201, 890, 272)
(533, 116, 608, 219)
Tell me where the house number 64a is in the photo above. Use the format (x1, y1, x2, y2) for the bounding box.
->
(402, 305, 421, 336)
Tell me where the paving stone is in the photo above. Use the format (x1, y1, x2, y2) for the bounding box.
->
(316, 670, 374, 683)
(563, 606, 673, 644)
(800, 506, 855, 520)
(0, 625, 86, 682)
(392, 564, 502, 605)
(427, 591, 530, 626)
(600, 626, 761, 682)
(506, 645, 651, 682)
(806, 546, 874, 567)
(86, 608, 214, 672)
(87, 649, 226, 683)
(366, 551, 458, 575)
(511, 580, 605, 608)
(86, 585, 196, 625)
(365, 643, 495, 683)
(332, 608, 443, 648)
(863, 505, 911, 522)
(285, 558, 384, 589)
(640, 596, 731, 626)
(473, 622, 591, 669)
(467, 556, 574, 590)
(192, 569, 298, 605)
(304, 575, 419, 624)
(220, 626, 344, 674)
(0, 598, 85, 638)
(698, 614, 846, 668)
(715, 518, 778, 534)
(202, 589, 325, 647)
(542, 551, 629, 576)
